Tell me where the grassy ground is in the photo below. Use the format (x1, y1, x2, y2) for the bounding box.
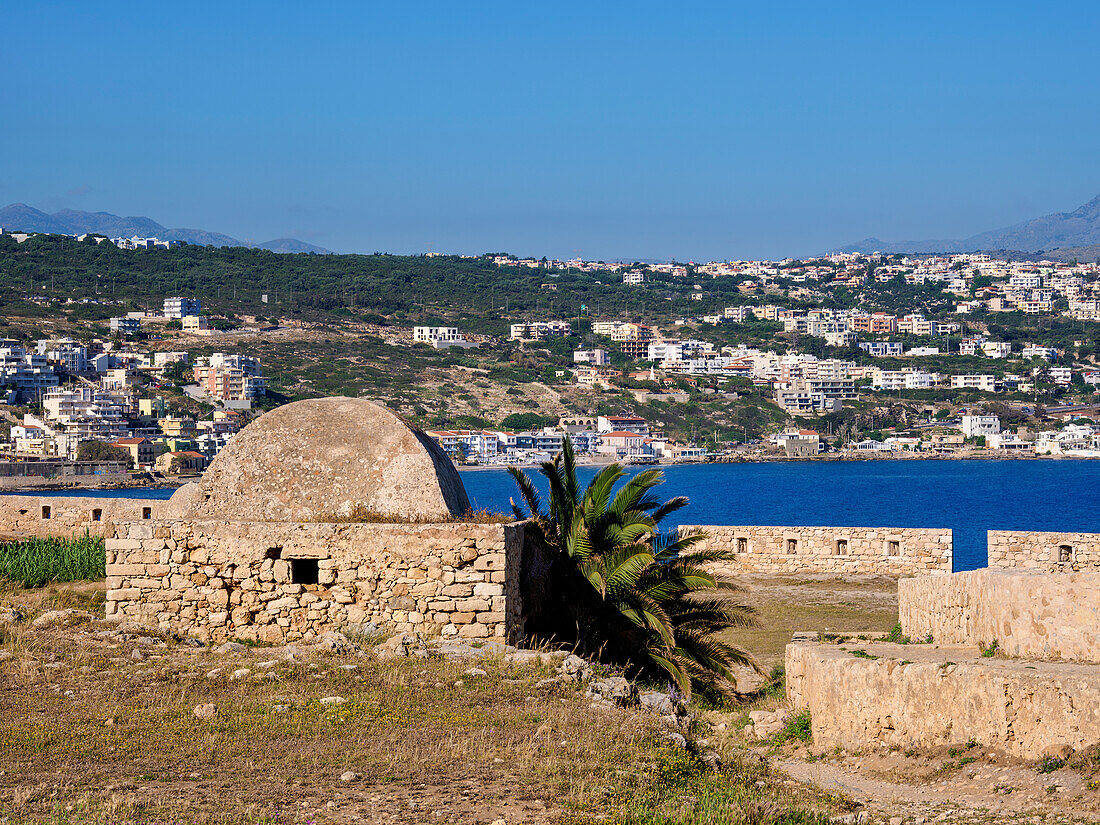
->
(0, 580, 849, 825)
(720, 575, 900, 667)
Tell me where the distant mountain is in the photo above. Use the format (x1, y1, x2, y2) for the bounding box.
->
(838, 194, 1100, 256)
(256, 238, 332, 254)
(0, 203, 331, 254)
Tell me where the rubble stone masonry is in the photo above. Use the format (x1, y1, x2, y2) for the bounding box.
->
(105, 519, 525, 645)
(900, 568, 1100, 663)
(0, 495, 167, 538)
(678, 525, 953, 576)
(987, 530, 1100, 572)
(786, 641, 1100, 759)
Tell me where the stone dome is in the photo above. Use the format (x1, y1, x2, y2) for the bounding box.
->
(167, 397, 470, 522)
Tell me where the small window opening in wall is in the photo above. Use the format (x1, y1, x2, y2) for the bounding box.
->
(1058, 544, 1074, 564)
(142, 507, 152, 520)
(786, 538, 798, 554)
(736, 537, 748, 554)
(91, 509, 102, 522)
(41, 505, 51, 519)
(835, 539, 848, 556)
(265, 547, 282, 561)
(290, 558, 319, 585)
(886, 540, 900, 557)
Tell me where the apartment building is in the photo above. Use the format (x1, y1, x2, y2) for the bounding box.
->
(858, 341, 904, 357)
(192, 353, 265, 403)
(509, 321, 572, 341)
(36, 339, 88, 373)
(164, 297, 202, 319)
(42, 387, 130, 450)
(950, 374, 1002, 392)
(573, 349, 610, 365)
(0, 340, 59, 401)
(623, 272, 645, 285)
(110, 317, 141, 336)
(775, 380, 842, 414)
(847, 312, 898, 334)
(960, 415, 1001, 438)
(596, 415, 649, 435)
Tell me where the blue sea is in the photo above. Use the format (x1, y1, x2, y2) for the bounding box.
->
(11, 459, 1100, 571)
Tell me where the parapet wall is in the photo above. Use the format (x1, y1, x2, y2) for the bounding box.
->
(105, 519, 525, 645)
(988, 530, 1100, 572)
(786, 641, 1100, 758)
(0, 495, 167, 538)
(899, 569, 1100, 663)
(679, 525, 953, 576)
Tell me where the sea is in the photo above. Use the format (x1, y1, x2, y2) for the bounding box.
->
(9, 459, 1100, 572)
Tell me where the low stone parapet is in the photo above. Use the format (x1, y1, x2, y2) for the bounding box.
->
(0, 494, 166, 537)
(678, 525, 953, 576)
(786, 641, 1100, 759)
(899, 569, 1100, 663)
(105, 519, 525, 645)
(988, 530, 1100, 572)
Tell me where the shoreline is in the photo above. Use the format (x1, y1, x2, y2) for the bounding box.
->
(457, 450, 1093, 471)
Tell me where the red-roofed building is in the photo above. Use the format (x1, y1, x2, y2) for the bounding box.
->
(113, 437, 158, 469)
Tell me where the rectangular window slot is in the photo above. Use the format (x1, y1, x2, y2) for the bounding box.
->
(142, 507, 152, 520)
(91, 509, 102, 522)
(41, 506, 51, 519)
(835, 539, 848, 556)
(786, 538, 797, 554)
(1058, 544, 1074, 564)
(736, 537, 748, 554)
(290, 558, 319, 585)
(886, 540, 900, 557)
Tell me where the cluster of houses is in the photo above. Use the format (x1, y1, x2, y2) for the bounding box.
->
(0, 328, 267, 473)
(426, 414, 706, 465)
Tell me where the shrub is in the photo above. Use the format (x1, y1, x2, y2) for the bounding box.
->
(0, 534, 106, 588)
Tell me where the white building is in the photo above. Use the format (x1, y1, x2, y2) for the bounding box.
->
(623, 272, 645, 285)
(164, 297, 201, 319)
(960, 415, 1001, 438)
(509, 321, 572, 341)
(412, 326, 476, 349)
(573, 349, 610, 366)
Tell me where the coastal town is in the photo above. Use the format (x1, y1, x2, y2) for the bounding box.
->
(3, 229, 1100, 481)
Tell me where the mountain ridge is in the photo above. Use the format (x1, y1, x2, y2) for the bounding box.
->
(838, 194, 1100, 256)
(0, 203, 331, 254)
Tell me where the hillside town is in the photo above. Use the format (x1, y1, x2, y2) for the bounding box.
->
(4, 238, 1100, 480)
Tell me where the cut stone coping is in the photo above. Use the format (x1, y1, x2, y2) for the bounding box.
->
(786, 640, 1100, 759)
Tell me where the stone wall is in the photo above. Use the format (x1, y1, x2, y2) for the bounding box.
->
(0, 495, 167, 538)
(786, 641, 1100, 758)
(105, 519, 524, 645)
(678, 525, 953, 576)
(899, 569, 1100, 663)
(988, 530, 1100, 572)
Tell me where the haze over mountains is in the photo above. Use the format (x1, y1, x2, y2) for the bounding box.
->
(0, 203, 331, 254)
(839, 194, 1100, 261)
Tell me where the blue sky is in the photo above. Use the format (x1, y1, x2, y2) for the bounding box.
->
(4, 1, 1100, 259)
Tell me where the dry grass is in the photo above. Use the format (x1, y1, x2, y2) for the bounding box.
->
(314, 504, 512, 524)
(719, 575, 900, 667)
(0, 580, 846, 825)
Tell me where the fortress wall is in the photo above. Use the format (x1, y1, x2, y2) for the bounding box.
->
(105, 519, 524, 645)
(0, 495, 167, 538)
(988, 530, 1100, 572)
(678, 525, 953, 576)
(786, 642, 1100, 759)
(899, 569, 1100, 663)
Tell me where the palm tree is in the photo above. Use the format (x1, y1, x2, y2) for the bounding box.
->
(509, 439, 760, 700)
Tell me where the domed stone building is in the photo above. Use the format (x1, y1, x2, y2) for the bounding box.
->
(105, 398, 524, 644)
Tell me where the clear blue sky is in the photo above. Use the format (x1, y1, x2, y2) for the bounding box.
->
(4, 1, 1100, 260)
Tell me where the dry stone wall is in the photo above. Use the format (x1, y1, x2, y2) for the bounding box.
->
(786, 641, 1100, 758)
(899, 569, 1100, 663)
(988, 530, 1100, 572)
(679, 525, 953, 576)
(105, 519, 524, 645)
(0, 495, 166, 537)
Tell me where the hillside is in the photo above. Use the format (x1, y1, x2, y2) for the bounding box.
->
(0, 203, 331, 254)
(840, 193, 1100, 255)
